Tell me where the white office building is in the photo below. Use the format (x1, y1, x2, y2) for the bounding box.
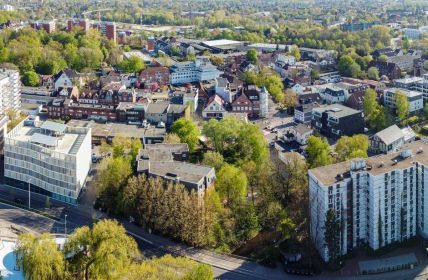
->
(309, 141, 428, 262)
(384, 88, 423, 114)
(4, 119, 91, 204)
(0, 69, 20, 112)
(170, 58, 221, 84)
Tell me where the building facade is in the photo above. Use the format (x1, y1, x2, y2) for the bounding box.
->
(169, 59, 221, 84)
(4, 119, 92, 204)
(309, 141, 428, 262)
(384, 88, 423, 114)
(0, 69, 20, 112)
(312, 104, 364, 137)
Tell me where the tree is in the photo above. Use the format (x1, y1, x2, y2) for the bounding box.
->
(202, 151, 224, 171)
(246, 49, 258, 63)
(216, 164, 247, 207)
(171, 118, 200, 151)
(278, 215, 296, 241)
(16, 233, 65, 280)
(378, 54, 388, 62)
(324, 209, 341, 262)
(164, 133, 182, 144)
(338, 55, 360, 77)
(117, 55, 145, 73)
(305, 136, 333, 168)
(395, 90, 409, 121)
(64, 220, 139, 280)
(367, 67, 380, 80)
(310, 69, 320, 80)
(209, 55, 224, 66)
(335, 135, 369, 162)
(363, 89, 389, 131)
(289, 46, 301, 61)
(22, 71, 39, 86)
(120, 255, 214, 280)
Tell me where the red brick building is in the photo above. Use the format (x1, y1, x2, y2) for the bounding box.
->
(138, 67, 170, 87)
(67, 18, 90, 33)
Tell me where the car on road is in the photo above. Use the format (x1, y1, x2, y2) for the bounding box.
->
(14, 198, 23, 204)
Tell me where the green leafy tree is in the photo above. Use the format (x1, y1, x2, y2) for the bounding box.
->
(289, 46, 301, 61)
(64, 220, 139, 280)
(121, 255, 213, 280)
(164, 133, 182, 144)
(118, 55, 145, 73)
(395, 90, 409, 121)
(171, 118, 200, 151)
(202, 151, 224, 171)
(338, 55, 360, 77)
(363, 89, 389, 131)
(335, 135, 369, 162)
(246, 49, 258, 63)
(378, 54, 388, 62)
(16, 233, 65, 280)
(306, 136, 333, 168)
(216, 164, 247, 207)
(22, 71, 39, 86)
(367, 66, 380, 80)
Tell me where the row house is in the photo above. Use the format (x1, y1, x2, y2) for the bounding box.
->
(138, 66, 170, 87)
(230, 86, 269, 118)
(47, 99, 117, 122)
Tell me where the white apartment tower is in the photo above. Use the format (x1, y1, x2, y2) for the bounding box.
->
(309, 141, 428, 262)
(0, 68, 20, 112)
(4, 119, 91, 204)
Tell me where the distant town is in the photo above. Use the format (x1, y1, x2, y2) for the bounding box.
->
(1, 0, 428, 279)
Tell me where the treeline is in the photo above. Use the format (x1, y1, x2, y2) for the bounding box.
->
(0, 27, 125, 83)
(16, 219, 213, 280)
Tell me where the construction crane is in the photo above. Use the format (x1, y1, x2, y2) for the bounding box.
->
(81, 8, 114, 22)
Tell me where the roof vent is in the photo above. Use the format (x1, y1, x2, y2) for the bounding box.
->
(400, 149, 413, 158)
(379, 161, 385, 168)
(392, 159, 398, 165)
(417, 147, 423, 154)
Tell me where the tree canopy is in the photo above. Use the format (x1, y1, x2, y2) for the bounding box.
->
(171, 118, 200, 151)
(306, 136, 333, 168)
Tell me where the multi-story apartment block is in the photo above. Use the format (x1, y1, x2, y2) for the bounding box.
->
(384, 88, 423, 114)
(169, 58, 221, 84)
(30, 20, 55, 33)
(4, 119, 91, 204)
(67, 18, 90, 33)
(309, 141, 428, 262)
(0, 68, 20, 112)
(311, 104, 364, 137)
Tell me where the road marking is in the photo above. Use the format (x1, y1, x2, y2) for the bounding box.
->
(126, 230, 154, 245)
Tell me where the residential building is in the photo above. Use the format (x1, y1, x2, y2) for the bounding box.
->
(370, 125, 405, 154)
(384, 88, 423, 114)
(294, 103, 318, 124)
(102, 22, 116, 42)
(312, 104, 364, 137)
(30, 20, 55, 33)
(169, 58, 221, 84)
(47, 99, 117, 122)
(371, 48, 402, 60)
(116, 102, 146, 123)
(0, 68, 20, 112)
(145, 102, 189, 127)
(283, 124, 313, 145)
(231, 86, 268, 118)
(316, 84, 349, 104)
(53, 69, 82, 90)
(215, 77, 238, 103)
(309, 141, 428, 262)
(340, 22, 378, 32)
(387, 55, 420, 72)
(402, 28, 422, 40)
(368, 61, 401, 80)
(4, 119, 91, 204)
(319, 72, 342, 84)
(136, 144, 215, 193)
(138, 67, 170, 87)
(202, 95, 227, 119)
(67, 18, 90, 33)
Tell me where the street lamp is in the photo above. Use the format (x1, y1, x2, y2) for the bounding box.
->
(27, 178, 32, 209)
(64, 214, 67, 236)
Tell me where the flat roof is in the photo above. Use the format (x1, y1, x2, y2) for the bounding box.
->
(309, 140, 428, 186)
(202, 39, 243, 47)
(41, 121, 67, 134)
(149, 161, 213, 184)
